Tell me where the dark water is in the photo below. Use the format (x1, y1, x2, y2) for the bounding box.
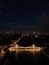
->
(1, 51, 49, 65)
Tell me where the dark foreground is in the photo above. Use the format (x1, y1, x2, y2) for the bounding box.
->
(0, 51, 49, 65)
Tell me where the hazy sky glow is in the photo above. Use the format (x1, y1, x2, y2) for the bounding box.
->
(0, 0, 49, 31)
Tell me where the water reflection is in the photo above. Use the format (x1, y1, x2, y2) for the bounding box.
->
(16, 51, 38, 65)
(4, 51, 49, 65)
(1, 45, 49, 65)
(16, 51, 49, 65)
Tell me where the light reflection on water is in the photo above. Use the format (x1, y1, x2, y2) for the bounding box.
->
(2, 44, 49, 65)
(16, 51, 49, 65)
(4, 50, 49, 65)
(8, 44, 44, 55)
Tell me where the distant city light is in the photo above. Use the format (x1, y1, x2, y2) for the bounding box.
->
(34, 35, 38, 37)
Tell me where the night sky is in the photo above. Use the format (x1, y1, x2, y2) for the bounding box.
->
(0, 0, 49, 32)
